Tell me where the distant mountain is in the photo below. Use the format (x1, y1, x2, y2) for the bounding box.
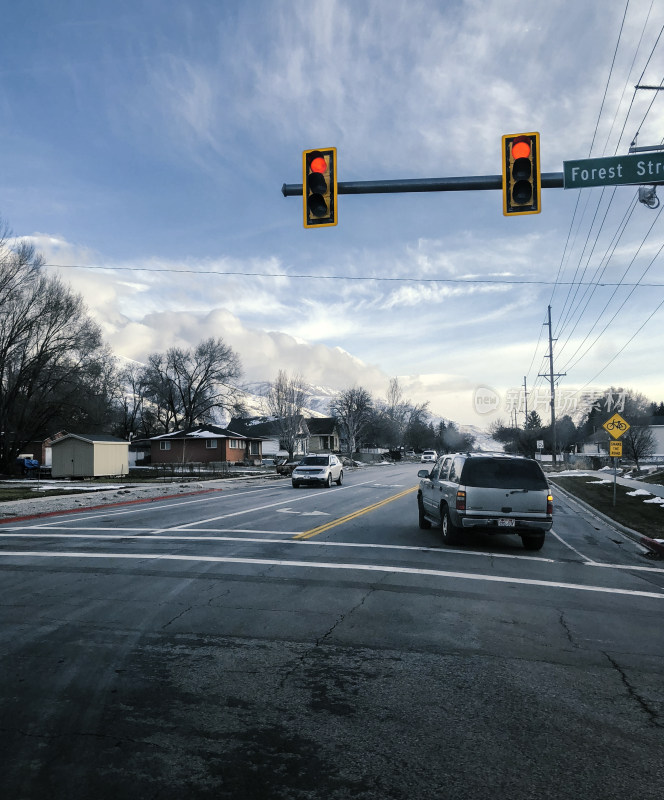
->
(234, 381, 332, 420)
(457, 424, 504, 452)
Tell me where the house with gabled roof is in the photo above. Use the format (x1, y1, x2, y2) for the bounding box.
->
(149, 425, 264, 465)
(229, 415, 340, 457)
(305, 417, 340, 453)
(228, 416, 309, 458)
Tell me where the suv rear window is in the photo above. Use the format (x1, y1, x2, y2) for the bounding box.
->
(460, 458, 548, 490)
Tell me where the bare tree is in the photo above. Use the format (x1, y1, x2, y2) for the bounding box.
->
(332, 386, 373, 457)
(384, 377, 410, 447)
(115, 362, 146, 439)
(140, 338, 244, 432)
(265, 371, 308, 459)
(623, 425, 656, 472)
(382, 377, 431, 448)
(0, 221, 112, 470)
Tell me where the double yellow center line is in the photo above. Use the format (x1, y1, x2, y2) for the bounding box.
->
(294, 486, 418, 540)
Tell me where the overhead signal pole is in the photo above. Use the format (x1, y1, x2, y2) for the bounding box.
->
(283, 171, 564, 198)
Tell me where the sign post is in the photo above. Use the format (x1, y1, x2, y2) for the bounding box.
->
(602, 414, 630, 506)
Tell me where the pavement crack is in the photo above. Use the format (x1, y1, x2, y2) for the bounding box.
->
(161, 605, 194, 629)
(603, 652, 662, 728)
(315, 585, 375, 647)
(558, 611, 577, 647)
(279, 583, 380, 688)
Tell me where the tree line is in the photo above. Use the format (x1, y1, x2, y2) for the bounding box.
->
(266, 373, 474, 459)
(0, 224, 473, 472)
(490, 389, 662, 470)
(2, 221, 659, 474)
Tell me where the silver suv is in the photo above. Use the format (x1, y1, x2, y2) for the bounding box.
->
(417, 453, 553, 550)
(292, 454, 343, 488)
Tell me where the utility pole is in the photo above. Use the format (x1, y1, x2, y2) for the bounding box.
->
(539, 306, 566, 465)
(523, 376, 528, 427)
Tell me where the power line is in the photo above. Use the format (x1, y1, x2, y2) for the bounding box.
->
(587, 0, 631, 157)
(535, 8, 664, 399)
(562, 230, 664, 374)
(576, 293, 664, 390)
(43, 263, 664, 288)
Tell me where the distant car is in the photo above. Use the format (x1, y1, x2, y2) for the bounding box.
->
(275, 458, 302, 476)
(292, 454, 343, 488)
(417, 453, 553, 550)
(420, 450, 437, 463)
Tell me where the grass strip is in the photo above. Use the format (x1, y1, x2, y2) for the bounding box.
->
(0, 487, 90, 502)
(549, 475, 663, 539)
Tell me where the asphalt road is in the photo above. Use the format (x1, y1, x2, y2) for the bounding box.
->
(1, 462, 662, 799)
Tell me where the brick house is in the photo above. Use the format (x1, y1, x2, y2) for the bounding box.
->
(150, 425, 264, 465)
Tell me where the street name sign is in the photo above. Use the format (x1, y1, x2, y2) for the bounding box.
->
(563, 153, 664, 189)
(603, 413, 630, 439)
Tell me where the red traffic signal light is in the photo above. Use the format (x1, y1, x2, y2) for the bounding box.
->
(502, 132, 541, 215)
(303, 148, 337, 228)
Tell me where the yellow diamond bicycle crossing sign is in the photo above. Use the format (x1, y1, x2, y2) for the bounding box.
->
(603, 412, 630, 439)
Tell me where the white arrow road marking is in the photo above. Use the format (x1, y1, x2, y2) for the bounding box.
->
(277, 508, 330, 516)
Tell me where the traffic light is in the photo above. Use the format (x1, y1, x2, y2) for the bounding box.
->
(502, 132, 541, 215)
(303, 148, 337, 228)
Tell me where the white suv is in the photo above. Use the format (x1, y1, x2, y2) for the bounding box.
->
(421, 450, 437, 463)
(292, 454, 343, 488)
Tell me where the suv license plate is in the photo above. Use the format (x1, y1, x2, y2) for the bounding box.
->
(498, 518, 515, 527)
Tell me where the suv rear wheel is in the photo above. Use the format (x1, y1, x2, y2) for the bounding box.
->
(521, 533, 545, 551)
(441, 506, 463, 545)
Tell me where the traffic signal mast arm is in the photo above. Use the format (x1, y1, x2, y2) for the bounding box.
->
(282, 172, 564, 197)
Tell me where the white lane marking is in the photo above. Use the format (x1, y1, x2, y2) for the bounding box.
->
(1, 550, 662, 599)
(0, 533, 554, 560)
(149, 480, 381, 534)
(0, 528, 300, 535)
(3, 533, 661, 573)
(549, 528, 594, 561)
(277, 509, 330, 517)
(585, 562, 664, 574)
(24, 486, 276, 527)
(10, 480, 380, 529)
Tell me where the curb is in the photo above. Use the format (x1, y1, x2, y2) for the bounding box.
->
(641, 536, 664, 557)
(551, 481, 663, 558)
(0, 487, 223, 525)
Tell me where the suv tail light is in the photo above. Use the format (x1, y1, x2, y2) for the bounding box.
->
(456, 490, 466, 512)
(547, 494, 553, 516)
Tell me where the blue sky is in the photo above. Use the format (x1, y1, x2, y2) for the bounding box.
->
(2, 0, 663, 426)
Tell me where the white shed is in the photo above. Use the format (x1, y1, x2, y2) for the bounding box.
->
(51, 434, 129, 478)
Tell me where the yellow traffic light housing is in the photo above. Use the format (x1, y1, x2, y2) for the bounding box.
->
(303, 148, 337, 228)
(502, 132, 541, 215)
